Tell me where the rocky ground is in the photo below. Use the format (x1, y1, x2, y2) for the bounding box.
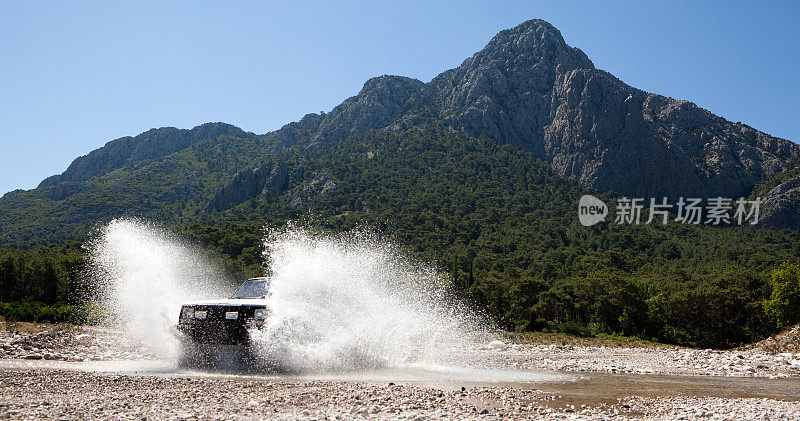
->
(0, 323, 156, 362)
(2, 370, 799, 420)
(2, 325, 800, 378)
(1, 323, 799, 419)
(746, 324, 800, 354)
(470, 341, 800, 378)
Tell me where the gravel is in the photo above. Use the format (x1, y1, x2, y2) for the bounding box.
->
(1, 327, 799, 419)
(3, 328, 798, 378)
(0, 325, 156, 363)
(621, 396, 800, 420)
(468, 342, 800, 378)
(1, 370, 798, 420)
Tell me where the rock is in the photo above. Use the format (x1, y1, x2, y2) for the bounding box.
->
(283, 171, 337, 209)
(758, 176, 800, 229)
(275, 113, 324, 145)
(24, 354, 43, 360)
(429, 20, 798, 200)
(489, 340, 508, 350)
(311, 76, 427, 145)
(205, 160, 288, 212)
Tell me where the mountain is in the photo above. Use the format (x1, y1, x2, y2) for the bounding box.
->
(1, 18, 799, 249)
(270, 20, 799, 202)
(2, 19, 800, 347)
(39, 122, 255, 187)
(5, 127, 800, 349)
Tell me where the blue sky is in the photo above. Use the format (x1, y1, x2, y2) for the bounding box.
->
(1, 1, 798, 195)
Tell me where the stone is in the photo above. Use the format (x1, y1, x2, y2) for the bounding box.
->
(758, 176, 800, 229)
(489, 340, 508, 350)
(205, 160, 288, 212)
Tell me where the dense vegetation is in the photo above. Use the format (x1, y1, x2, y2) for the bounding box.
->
(1, 129, 798, 348)
(0, 243, 85, 323)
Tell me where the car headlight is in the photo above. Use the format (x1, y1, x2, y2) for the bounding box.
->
(253, 308, 270, 320)
(180, 307, 195, 320)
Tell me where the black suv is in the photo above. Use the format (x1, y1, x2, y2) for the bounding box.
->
(175, 277, 272, 368)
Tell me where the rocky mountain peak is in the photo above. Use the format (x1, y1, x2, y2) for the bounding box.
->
(477, 19, 594, 71)
(310, 75, 426, 144)
(359, 75, 425, 96)
(21, 19, 800, 229)
(263, 19, 797, 208)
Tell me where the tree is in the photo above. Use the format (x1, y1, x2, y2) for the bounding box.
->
(764, 263, 800, 329)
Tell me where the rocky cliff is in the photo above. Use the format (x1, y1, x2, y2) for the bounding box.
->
(205, 161, 288, 212)
(758, 176, 800, 229)
(269, 19, 798, 206)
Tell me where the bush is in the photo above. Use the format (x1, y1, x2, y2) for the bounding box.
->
(0, 301, 77, 324)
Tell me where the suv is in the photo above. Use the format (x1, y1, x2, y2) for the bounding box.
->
(175, 277, 272, 368)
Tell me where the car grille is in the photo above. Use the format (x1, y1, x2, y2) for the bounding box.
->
(178, 305, 265, 344)
(193, 306, 245, 322)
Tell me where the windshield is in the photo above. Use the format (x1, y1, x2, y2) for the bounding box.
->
(231, 279, 271, 299)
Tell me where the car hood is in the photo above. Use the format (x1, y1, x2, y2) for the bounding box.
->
(183, 298, 270, 307)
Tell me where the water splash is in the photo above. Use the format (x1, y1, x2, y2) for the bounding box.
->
(86, 219, 229, 360)
(87, 220, 488, 372)
(250, 226, 487, 373)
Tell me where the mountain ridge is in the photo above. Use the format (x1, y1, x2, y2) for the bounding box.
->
(38, 122, 255, 188)
(3, 18, 799, 243)
(261, 19, 798, 201)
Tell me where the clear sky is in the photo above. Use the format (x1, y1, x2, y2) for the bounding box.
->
(1, 0, 798, 195)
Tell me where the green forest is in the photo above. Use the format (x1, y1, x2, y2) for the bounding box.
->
(1, 129, 799, 349)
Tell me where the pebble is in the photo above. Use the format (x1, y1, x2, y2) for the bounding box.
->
(488, 340, 508, 350)
(0, 325, 798, 419)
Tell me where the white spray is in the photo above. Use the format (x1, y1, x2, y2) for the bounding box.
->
(87, 219, 230, 360)
(88, 220, 487, 372)
(250, 226, 486, 373)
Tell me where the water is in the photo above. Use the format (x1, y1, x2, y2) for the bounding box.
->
(250, 226, 487, 372)
(88, 220, 487, 373)
(87, 219, 230, 361)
